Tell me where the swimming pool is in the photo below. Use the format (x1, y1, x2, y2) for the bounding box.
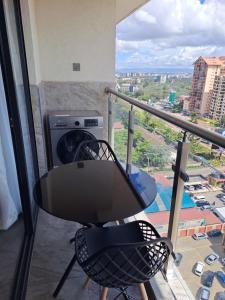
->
(145, 183, 196, 213)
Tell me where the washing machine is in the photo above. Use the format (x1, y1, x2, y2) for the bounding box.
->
(46, 110, 103, 168)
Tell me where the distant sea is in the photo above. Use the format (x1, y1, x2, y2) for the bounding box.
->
(116, 66, 193, 74)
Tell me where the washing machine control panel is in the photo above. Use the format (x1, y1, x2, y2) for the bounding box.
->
(49, 115, 103, 129)
(84, 118, 98, 127)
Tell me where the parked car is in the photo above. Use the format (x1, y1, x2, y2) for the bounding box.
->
(196, 201, 210, 207)
(200, 205, 211, 211)
(194, 261, 205, 276)
(195, 195, 206, 200)
(197, 286, 210, 300)
(187, 185, 195, 191)
(217, 193, 225, 199)
(192, 233, 208, 240)
(196, 184, 205, 190)
(205, 253, 219, 265)
(201, 186, 208, 191)
(207, 229, 222, 237)
(216, 291, 225, 300)
(202, 271, 214, 287)
(216, 271, 225, 287)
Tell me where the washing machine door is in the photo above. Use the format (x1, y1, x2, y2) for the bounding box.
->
(57, 130, 96, 164)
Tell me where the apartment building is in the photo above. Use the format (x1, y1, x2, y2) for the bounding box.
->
(190, 56, 225, 115)
(210, 75, 225, 121)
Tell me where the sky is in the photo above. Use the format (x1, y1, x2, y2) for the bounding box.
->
(116, 0, 225, 70)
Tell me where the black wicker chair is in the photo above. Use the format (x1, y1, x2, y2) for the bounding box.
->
(73, 139, 118, 162)
(75, 220, 173, 300)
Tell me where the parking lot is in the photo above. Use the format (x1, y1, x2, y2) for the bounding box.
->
(177, 236, 225, 299)
(203, 191, 225, 208)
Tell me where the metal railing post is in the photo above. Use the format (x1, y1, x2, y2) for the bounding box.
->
(126, 105, 134, 175)
(108, 93, 113, 147)
(168, 134, 190, 250)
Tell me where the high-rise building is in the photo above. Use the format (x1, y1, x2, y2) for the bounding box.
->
(210, 75, 225, 121)
(190, 56, 225, 115)
(169, 91, 176, 104)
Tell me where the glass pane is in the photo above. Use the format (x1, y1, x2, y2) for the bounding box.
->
(176, 132, 225, 298)
(0, 63, 24, 300)
(3, 0, 36, 212)
(132, 110, 183, 232)
(111, 96, 130, 165)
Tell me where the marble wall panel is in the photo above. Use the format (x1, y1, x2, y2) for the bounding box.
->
(40, 81, 114, 140)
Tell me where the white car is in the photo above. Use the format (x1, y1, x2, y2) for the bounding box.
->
(200, 205, 211, 211)
(201, 186, 208, 191)
(188, 185, 195, 191)
(194, 195, 206, 201)
(192, 233, 208, 240)
(205, 253, 219, 265)
(194, 261, 205, 276)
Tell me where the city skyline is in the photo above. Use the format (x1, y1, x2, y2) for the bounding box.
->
(116, 0, 225, 70)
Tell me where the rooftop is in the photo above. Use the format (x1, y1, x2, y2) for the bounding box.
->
(147, 207, 222, 226)
(194, 56, 225, 66)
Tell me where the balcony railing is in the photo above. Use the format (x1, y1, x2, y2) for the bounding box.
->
(106, 87, 225, 299)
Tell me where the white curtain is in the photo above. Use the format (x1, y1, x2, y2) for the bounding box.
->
(0, 67, 21, 230)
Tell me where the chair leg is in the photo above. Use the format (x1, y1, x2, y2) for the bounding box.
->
(138, 283, 148, 300)
(100, 287, 109, 300)
(83, 277, 91, 289)
(53, 253, 77, 298)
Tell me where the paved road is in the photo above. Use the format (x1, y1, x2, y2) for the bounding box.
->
(203, 191, 225, 208)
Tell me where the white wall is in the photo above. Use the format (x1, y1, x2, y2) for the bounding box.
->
(34, 0, 116, 82)
(21, 0, 41, 85)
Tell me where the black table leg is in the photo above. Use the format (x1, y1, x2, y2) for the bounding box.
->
(53, 253, 77, 297)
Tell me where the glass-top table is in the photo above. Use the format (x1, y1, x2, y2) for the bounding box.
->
(34, 160, 157, 224)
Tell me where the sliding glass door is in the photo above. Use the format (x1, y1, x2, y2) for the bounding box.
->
(0, 1, 39, 299)
(3, 0, 38, 215)
(0, 58, 24, 300)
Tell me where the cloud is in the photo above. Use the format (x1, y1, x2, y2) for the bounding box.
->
(116, 0, 225, 68)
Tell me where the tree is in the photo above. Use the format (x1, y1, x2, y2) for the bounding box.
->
(134, 90, 144, 98)
(190, 112, 198, 123)
(133, 140, 170, 168)
(172, 102, 182, 113)
(188, 133, 211, 157)
(120, 110, 129, 128)
(220, 115, 225, 127)
(143, 80, 149, 88)
(114, 130, 128, 162)
(162, 84, 168, 99)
